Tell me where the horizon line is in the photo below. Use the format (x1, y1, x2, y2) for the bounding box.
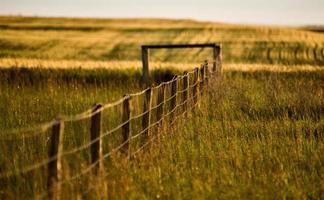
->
(1, 14, 323, 28)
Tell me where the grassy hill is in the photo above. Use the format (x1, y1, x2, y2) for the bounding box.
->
(1, 16, 324, 66)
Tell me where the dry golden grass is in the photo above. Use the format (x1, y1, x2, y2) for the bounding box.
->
(1, 58, 323, 73)
(1, 16, 324, 65)
(0, 16, 323, 199)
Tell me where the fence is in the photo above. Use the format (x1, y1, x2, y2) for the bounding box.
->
(0, 55, 221, 199)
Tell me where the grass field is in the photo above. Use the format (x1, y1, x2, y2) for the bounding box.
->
(1, 16, 324, 65)
(0, 16, 323, 199)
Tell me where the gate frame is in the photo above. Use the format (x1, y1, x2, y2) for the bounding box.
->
(141, 43, 221, 85)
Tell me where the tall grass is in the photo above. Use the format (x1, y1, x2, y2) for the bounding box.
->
(0, 16, 323, 199)
(1, 70, 323, 199)
(0, 67, 180, 129)
(104, 71, 323, 199)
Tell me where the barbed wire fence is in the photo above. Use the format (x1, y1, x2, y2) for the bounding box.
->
(0, 55, 221, 199)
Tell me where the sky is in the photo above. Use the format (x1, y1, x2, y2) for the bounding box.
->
(1, 0, 324, 26)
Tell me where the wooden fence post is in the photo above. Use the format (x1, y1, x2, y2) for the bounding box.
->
(182, 72, 189, 114)
(47, 119, 64, 200)
(193, 68, 199, 106)
(156, 84, 165, 129)
(122, 95, 131, 155)
(204, 60, 209, 84)
(200, 65, 205, 95)
(213, 45, 220, 72)
(142, 47, 149, 87)
(216, 46, 222, 74)
(90, 104, 103, 175)
(170, 76, 178, 124)
(142, 87, 152, 145)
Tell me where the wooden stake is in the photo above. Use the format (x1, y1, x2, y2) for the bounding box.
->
(170, 76, 178, 124)
(47, 119, 64, 200)
(141, 87, 152, 145)
(121, 95, 131, 155)
(90, 104, 103, 175)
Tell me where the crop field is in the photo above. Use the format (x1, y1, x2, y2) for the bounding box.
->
(0, 16, 323, 199)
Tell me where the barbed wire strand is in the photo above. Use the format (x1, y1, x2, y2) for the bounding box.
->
(36, 138, 130, 200)
(0, 71, 204, 178)
(37, 82, 204, 199)
(1, 62, 213, 138)
(1, 60, 214, 193)
(0, 153, 58, 178)
(63, 89, 201, 197)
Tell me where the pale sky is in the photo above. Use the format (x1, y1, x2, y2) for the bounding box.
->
(1, 0, 324, 26)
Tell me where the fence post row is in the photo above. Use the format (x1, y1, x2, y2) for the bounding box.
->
(47, 119, 64, 200)
(182, 72, 189, 114)
(90, 104, 103, 175)
(170, 76, 178, 124)
(122, 95, 131, 155)
(3, 54, 223, 199)
(142, 87, 152, 145)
